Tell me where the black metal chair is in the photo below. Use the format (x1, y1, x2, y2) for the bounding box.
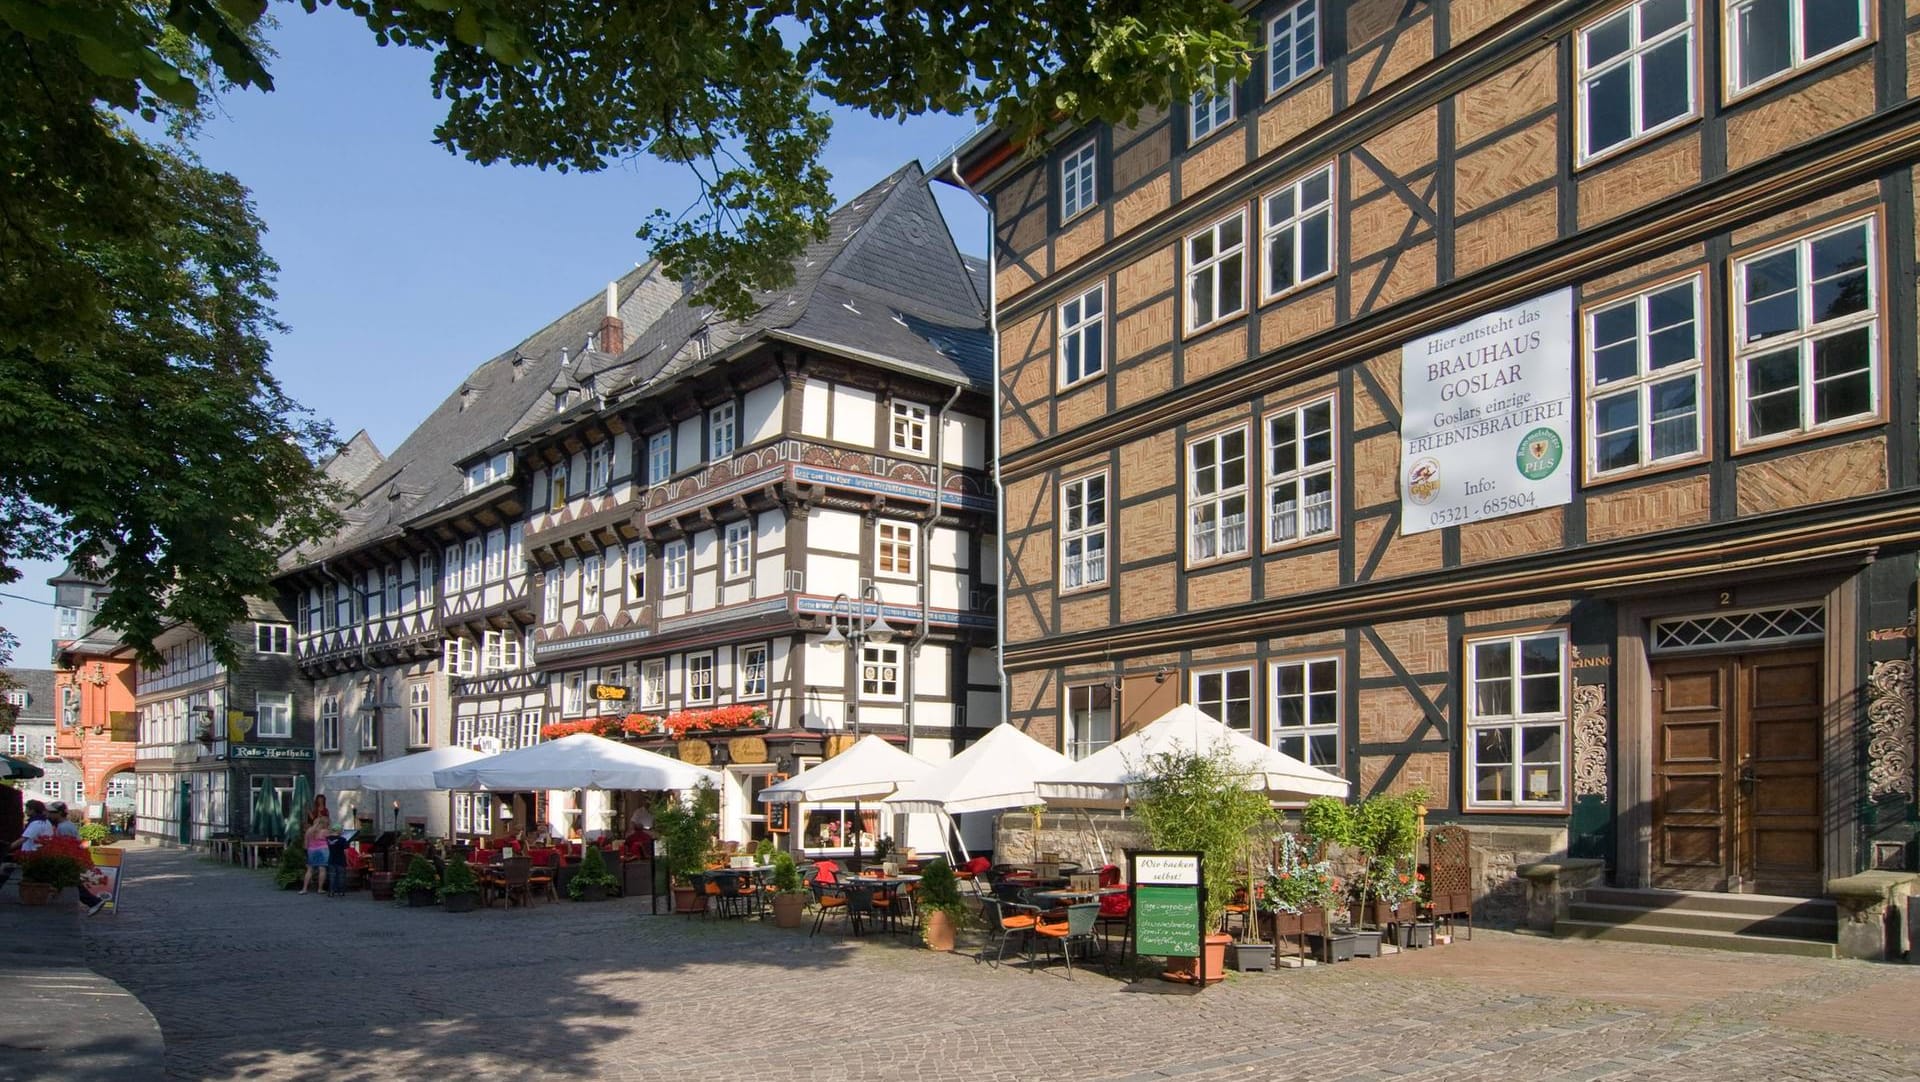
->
(808, 880, 849, 937)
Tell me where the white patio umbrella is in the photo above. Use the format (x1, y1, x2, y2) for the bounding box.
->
(431, 733, 720, 792)
(326, 746, 486, 792)
(760, 734, 931, 862)
(884, 725, 1071, 862)
(1035, 703, 1349, 810)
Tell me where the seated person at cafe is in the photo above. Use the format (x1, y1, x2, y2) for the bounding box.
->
(622, 823, 654, 860)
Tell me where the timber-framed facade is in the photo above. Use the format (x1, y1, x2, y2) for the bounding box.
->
(947, 0, 1920, 910)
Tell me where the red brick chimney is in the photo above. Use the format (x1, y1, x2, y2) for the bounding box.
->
(597, 281, 625, 354)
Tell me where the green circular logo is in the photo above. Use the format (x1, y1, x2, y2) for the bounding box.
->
(1516, 428, 1563, 481)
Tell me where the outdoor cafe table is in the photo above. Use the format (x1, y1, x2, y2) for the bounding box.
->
(238, 840, 283, 870)
(694, 867, 775, 917)
(839, 874, 922, 935)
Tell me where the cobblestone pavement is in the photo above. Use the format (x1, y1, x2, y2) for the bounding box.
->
(81, 847, 1920, 1081)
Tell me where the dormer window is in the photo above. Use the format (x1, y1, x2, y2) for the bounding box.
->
(464, 451, 512, 492)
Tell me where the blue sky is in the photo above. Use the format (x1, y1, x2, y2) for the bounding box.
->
(0, 6, 991, 664)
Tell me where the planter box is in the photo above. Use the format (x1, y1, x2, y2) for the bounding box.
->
(573, 882, 609, 902)
(442, 891, 478, 914)
(1369, 900, 1415, 926)
(1263, 906, 1328, 939)
(1396, 921, 1435, 949)
(1308, 932, 1357, 963)
(1349, 929, 1384, 958)
(1227, 942, 1272, 972)
(405, 888, 437, 908)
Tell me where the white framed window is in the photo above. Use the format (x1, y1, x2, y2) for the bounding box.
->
(542, 574, 560, 623)
(1733, 216, 1878, 446)
(723, 521, 752, 580)
(1064, 683, 1114, 760)
(590, 441, 613, 492)
(1727, 0, 1868, 95)
(738, 644, 769, 699)
(5, 733, 25, 756)
(256, 692, 293, 739)
(563, 672, 585, 717)
(581, 554, 602, 609)
(358, 702, 380, 751)
(384, 566, 401, 613)
(483, 629, 504, 673)
(1192, 667, 1254, 736)
(663, 540, 689, 594)
(549, 467, 568, 511)
(254, 623, 289, 654)
(443, 637, 476, 678)
(1184, 211, 1247, 333)
(407, 682, 431, 748)
(518, 709, 541, 748)
(1265, 397, 1336, 547)
(1585, 273, 1705, 477)
(43, 780, 62, 802)
(464, 451, 511, 492)
(463, 538, 483, 590)
(1190, 78, 1236, 141)
(1188, 427, 1250, 564)
(1060, 139, 1098, 222)
(1061, 473, 1109, 590)
(627, 541, 647, 601)
(687, 652, 716, 704)
(890, 401, 929, 455)
(42, 734, 57, 758)
(1267, 0, 1321, 95)
(875, 520, 917, 578)
(364, 570, 383, 621)
(319, 696, 340, 752)
(1058, 284, 1106, 388)
(648, 431, 673, 484)
(1466, 631, 1568, 809)
(1578, 0, 1696, 163)
(1271, 658, 1339, 768)
(709, 402, 737, 459)
(484, 529, 506, 582)
(1260, 163, 1335, 300)
(861, 643, 902, 700)
(507, 524, 525, 576)
(418, 554, 434, 607)
(641, 659, 666, 709)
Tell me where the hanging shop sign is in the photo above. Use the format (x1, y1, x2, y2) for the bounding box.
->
(590, 684, 630, 702)
(677, 739, 713, 766)
(728, 736, 768, 765)
(1400, 288, 1574, 535)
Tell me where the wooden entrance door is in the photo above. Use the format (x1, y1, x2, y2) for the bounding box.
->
(1650, 649, 1822, 894)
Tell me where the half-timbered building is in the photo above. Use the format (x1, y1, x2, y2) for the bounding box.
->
(946, 0, 1920, 925)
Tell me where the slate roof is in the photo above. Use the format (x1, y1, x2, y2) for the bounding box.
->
(3, 668, 57, 724)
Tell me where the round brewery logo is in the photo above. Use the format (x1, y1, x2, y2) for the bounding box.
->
(1406, 456, 1441, 505)
(1516, 428, 1563, 481)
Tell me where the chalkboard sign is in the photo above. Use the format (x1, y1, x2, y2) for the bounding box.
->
(1130, 851, 1205, 972)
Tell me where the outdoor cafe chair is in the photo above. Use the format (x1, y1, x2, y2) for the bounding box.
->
(1033, 902, 1106, 980)
(978, 896, 1040, 968)
(486, 857, 534, 908)
(808, 880, 850, 937)
(841, 881, 880, 936)
(713, 872, 750, 920)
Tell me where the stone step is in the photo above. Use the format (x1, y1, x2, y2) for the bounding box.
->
(1554, 919, 1837, 958)
(1566, 902, 1835, 942)
(1580, 887, 1836, 921)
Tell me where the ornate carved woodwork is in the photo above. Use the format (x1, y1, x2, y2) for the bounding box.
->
(1572, 682, 1608, 800)
(1866, 657, 1915, 803)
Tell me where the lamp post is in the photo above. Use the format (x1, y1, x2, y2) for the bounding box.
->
(820, 584, 895, 862)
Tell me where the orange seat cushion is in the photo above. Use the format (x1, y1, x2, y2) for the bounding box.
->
(818, 896, 846, 908)
(1034, 922, 1070, 937)
(1000, 915, 1036, 930)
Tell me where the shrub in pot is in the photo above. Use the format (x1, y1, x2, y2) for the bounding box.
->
(274, 843, 308, 890)
(1348, 790, 1426, 930)
(654, 781, 718, 914)
(438, 856, 480, 913)
(20, 836, 90, 905)
(915, 858, 969, 951)
(1134, 748, 1276, 983)
(767, 851, 808, 928)
(568, 845, 618, 902)
(394, 855, 440, 908)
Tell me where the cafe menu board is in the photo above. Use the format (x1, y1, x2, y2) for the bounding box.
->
(1130, 851, 1204, 968)
(87, 846, 125, 913)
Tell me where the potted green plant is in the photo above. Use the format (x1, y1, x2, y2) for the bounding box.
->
(274, 843, 307, 890)
(568, 845, 618, 901)
(393, 855, 440, 908)
(654, 781, 718, 914)
(1351, 790, 1426, 930)
(916, 858, 969, 951)
(438, 855, 480, 912)
(19, 836, 91, 905)
(767, 850, 809, 928)
(1134, 748, 1276, 984)
(871, 834, 895, 875)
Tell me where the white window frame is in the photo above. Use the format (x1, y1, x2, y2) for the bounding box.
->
(686, 652, 716, 704)
(627, 541, 647, 602)
(1465, 631, 1569, 810)
(1267, 0, 1322, 96)
(663, 539, 689, 594)
(384, 565, 401, 613)
(1583, 272, 1707, 479)
(1059, 139, 1098, 223)
(507, 524, 525, 577)
(1732, 216, 1880, 448)
(1264, 395, 1337, 549)
(443, 637, 477, 678)
(563, 673, 585, 717)
(589, 441, 613, 492)
(1187, 426, 1250, 565)
(581, 554, 602, 609)
(1190, 77, 1236, 142)
(358, 700, 380, 751)
(738, 643, 769, 699)
(1057, 284, 1107, 389)
(1064, 683, 1115, 761)
(709, 402, 737, 459)
(1192, 667, 1255, 737)
(648, 431, 673, 484)
(256, 692, 293, 739)
(542, 574, 560, 624)
(641, 659, 666, 709)
(549, 467, 568, 511)
(1259, 163, 1336, 301)
(890, 400, 930, 456)
(860, 643, 903, 701)
(1725, 0, 1869, 97)
(723, 521, 753, 581)
(1060, 472, 1109, 591)
(1184, 210, 1248, 334)
(875, 520, 917, 579)
(463, 538, 483, 590)
(1576, 0, 1699, 165)
(1271, 657, 1340, 769)
(254, 623, 289, 654)
(484, 528, 506, 582)
(319, 696, 340, 752)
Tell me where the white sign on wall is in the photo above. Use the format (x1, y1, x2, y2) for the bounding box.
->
(1399, 289, 1575, 535)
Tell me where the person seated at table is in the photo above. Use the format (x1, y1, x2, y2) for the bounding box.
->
(622, 824, 654, 860)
